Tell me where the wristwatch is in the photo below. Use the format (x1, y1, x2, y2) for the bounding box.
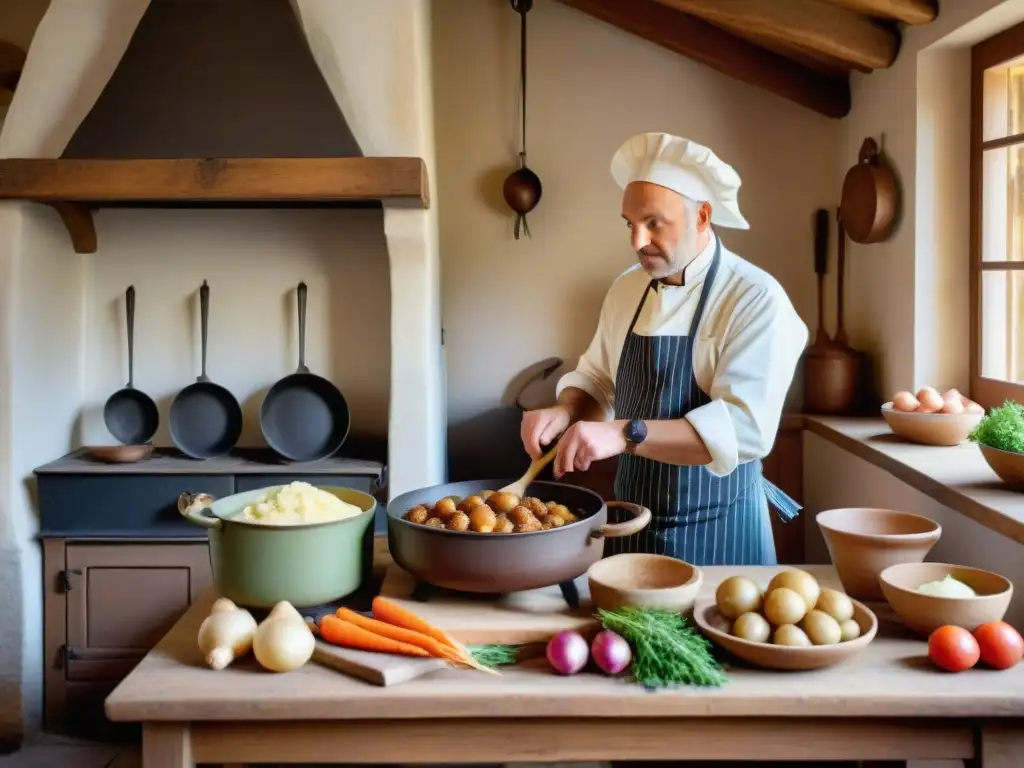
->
(623, 419, 648, 446)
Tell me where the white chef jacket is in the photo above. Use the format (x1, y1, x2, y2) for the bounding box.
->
(556, 233, 808, 477)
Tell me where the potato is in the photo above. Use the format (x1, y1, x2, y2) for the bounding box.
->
(468, 504, 497, 533)
(767, 569, 820, 612)
(715, 576, 763, 620)
(425, 517, 445, 528)
(540, 514, 565, 528)
(514, 518, 542, 533)
(801, 610, 842, 646)
(815, 589, 854, 623)
(508, 505, 537, 526)
(487, 492, 521, 513)
(522, 496, 548, 517)
(458, 495, 485, 513)
(731, 612, 771, 643)
(548, 504, 576, 523)
(433, 497, 457, 521)
(764, 587, 807, 626)
(839, 619, 862, 641)
(493, 514, 514, 534)
(404, 505, 429, 524)
(446, 511, 470, 531)
(773, 624, 812, 647)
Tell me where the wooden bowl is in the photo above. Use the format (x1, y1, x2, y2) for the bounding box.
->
(692, 597, 878, 671)
(978, 444, 1024, 491)
(86, 444, 154, 463)
(587, 553, 702, 613)
(816, 508, 941, 601)
(879, 562, 1013, 636)
(880, 403, 984, 446)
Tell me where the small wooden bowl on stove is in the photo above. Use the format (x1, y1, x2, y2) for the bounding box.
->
(86, 444, 154, 463)
(587, 553, 702, 613)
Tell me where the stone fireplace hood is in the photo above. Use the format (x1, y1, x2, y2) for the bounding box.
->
(0, 0, 447, 499)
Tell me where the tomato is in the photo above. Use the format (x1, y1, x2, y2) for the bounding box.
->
(928, 625, 979, 672)
(973, 621, 1024, 670)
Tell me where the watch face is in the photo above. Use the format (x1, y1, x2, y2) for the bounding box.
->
(627, 419, 647, 443)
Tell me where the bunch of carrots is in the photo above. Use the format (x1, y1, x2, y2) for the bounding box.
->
(315, 596, 498, 674)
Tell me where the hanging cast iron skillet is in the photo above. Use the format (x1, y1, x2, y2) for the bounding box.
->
(259, 281, 350, 462)
(103, 285, 159, 445)
(169, 280, 243, 459)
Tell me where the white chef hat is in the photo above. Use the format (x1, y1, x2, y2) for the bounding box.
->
(610, 132, 750, 230)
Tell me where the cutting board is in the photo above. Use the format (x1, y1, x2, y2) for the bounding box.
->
(311, 639, 448, 686)
(378, 565, 599, 644)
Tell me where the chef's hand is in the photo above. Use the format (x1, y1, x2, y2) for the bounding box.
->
(521, 405, 571, 459)
(554, 420, 627, 478)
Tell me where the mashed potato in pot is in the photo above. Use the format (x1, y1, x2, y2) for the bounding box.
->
(238, 481, 364, 526)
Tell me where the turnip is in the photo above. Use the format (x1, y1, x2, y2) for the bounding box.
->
(590, 629, 632, 675)
(546, 630, 589, 675)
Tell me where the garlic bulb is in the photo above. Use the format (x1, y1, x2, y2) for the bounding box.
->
(252, 602, 315, 673)
(197, 598, 257, 671)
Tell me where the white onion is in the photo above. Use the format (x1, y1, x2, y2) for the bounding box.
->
(546, 630, 589, 675)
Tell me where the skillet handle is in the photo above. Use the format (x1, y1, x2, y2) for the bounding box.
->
(177, 492, 222, 530)
(591, 501, 651, 539)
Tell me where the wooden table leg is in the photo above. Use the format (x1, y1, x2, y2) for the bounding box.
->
(142, 722, 194, 768)
(978, 721, 1024, 768)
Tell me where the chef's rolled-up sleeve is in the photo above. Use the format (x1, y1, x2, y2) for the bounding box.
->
(685, 285, 808, 477)
(555, 295, 617, 420)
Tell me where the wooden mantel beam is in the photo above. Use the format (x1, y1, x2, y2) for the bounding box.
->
(655, 0, 900, 70)
(556, 0, 850, 119)
(826, 0, 937, 26)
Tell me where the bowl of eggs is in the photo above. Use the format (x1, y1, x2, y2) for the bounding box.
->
(881, 387, 985, 446)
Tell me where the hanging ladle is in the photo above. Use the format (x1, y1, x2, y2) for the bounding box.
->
(503, 0, 542, 239)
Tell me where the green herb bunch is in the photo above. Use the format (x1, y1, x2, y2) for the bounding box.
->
(467, 643, 521, 668)
(597, 606, 727, 689)
(969, 400, 1024, 455)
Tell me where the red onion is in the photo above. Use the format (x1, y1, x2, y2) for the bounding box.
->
(591, 630, 632, 675)
(546, 630, 589, 675)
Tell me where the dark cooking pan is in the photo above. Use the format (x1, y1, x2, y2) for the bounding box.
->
(260, 281, 350, 462)
(387, 479, 651, 594)
(169, 280, 243, 459)
(103, 285, 159, 445)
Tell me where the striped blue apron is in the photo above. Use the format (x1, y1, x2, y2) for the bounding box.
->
(608, 239, 801, 566)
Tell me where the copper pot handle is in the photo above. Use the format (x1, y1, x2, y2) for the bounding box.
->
(592, 501, 652, 539)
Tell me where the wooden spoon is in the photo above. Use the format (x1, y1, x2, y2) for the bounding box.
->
(499, 444, 558, 497)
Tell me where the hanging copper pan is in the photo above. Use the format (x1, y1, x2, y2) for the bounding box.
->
(840, 137, 898, 245)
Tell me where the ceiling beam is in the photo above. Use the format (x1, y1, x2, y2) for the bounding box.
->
(556, 0, 851, 119)
(825, 0, 937, 26)
(654, 0, 900, 70)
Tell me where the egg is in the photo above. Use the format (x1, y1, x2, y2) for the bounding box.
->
(891, 391, 919, 412)
(940, 398, 964, 414)
(915, 388, 943, 413)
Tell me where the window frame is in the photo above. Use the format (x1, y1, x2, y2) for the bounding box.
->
(971, 21, 1024, 409)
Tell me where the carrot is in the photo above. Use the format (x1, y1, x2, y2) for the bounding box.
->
(370, 597, 501, 675)
(371, 596, 463, 651)
(334, 607, 462, 663)
(317, 614, 430, 657)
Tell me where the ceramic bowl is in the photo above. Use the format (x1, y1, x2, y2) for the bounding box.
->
(86, 443, 154, 463)
(816, 508, 941, 601)
(978, 444, 1024, 491)
(880, 403, 984, 446)
(587, 553, 702, 613)
(692, 597, 878, 671)
(878, 562, 1013, 636)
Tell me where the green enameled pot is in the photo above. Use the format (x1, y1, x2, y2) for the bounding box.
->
(178, 485, 376, 608)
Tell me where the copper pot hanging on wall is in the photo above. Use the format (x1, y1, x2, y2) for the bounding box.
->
(503, 0, 541, 239)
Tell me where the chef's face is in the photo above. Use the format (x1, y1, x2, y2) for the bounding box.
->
(622, 182, 711, 283)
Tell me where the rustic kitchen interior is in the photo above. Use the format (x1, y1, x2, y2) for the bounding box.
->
(0, 0, 1023, 766)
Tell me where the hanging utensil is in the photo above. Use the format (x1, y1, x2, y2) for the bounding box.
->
(840, 137, 898, 245)
(103, 285, 159, 445)
(502, 0, 542, 240)
(804, 209, 862, 415)
(169, 280, 244, 459)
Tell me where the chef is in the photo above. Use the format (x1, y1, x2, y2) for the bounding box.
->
(521, 132, 808, 566)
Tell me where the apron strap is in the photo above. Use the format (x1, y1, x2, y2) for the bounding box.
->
(762, 478, 802, 523)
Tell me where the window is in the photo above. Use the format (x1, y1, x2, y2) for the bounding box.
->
(972, 23, 1024, 408)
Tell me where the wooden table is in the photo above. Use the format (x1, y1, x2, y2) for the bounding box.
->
(105, 565, 1024, 767)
